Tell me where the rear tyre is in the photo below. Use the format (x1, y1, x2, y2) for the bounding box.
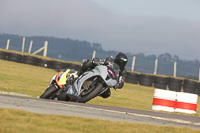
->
(78, 83, 103, 103)
(57, 90, 71, 101)
(40, 86, 58, 99)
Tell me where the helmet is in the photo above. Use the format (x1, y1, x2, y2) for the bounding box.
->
(114, 52, 128, 69)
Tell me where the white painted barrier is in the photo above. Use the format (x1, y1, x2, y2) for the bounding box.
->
(152, 89, 176, 112)
(175, 92, 198, 114)
(152, 89, 198, 114)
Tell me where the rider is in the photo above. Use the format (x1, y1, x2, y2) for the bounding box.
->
(78, 52, 128, 98)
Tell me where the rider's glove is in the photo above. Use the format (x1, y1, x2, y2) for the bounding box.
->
(114, 76, 124, 89)
(69, 71, 78, 79)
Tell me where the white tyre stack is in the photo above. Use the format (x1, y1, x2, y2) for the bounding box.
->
(152, 89, 176, 112)
(175, 92, 198, 114)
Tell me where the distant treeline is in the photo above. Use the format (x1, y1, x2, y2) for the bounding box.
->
(0, 33, 199, 79)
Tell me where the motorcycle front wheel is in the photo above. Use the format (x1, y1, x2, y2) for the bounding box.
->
(78, 81, 103, 103)
(40, 86, 58, 99)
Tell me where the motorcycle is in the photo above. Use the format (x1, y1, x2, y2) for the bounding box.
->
(40, 69, 77, 100)
(40, 61, 120, 103)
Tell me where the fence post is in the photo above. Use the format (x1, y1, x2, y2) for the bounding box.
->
(22, 37, 25, 53)
(6, 39, 10, 50)
(32, 41, 48, 56)
(131, 56, 136, 71)
(154, 58, 158, 75)
(173, 61, 177, 77)
(92, 50, 96, 59)
(28, 40, 33, 54)
(43, 41, 48, 57)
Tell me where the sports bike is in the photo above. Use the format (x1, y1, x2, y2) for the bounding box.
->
(40, 61, 120, 103)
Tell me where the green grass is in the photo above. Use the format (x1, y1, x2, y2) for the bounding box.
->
(88, 84, 154, 111)
(0, 59, 200, 132)
(0, 59, 56, 96)
(0, 59, 200, 116)
(0, 108, 200, 133)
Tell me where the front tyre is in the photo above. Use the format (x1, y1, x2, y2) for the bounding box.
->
(77, 83, 103, 103)
(40, 86, 58, 99)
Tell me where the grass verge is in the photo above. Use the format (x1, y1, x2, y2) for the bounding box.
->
(0, 59, 200, 132)
(0, 108, 200, 133)
(0, 59, 200, 116)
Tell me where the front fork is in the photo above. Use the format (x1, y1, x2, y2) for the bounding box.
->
(89, 77, 99, 88)
(90, 77, 108, 95)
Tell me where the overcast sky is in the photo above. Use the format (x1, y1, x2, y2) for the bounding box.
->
(0, 0, 200, 60)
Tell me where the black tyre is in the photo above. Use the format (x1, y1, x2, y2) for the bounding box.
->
(183, 79, 198, 94)
(78, 82, 103, 103)
(38, 59, 52, 68)
(139, 74, 154, 87)
(62, 63, 81, 71)
(57, 90, 71, 101)
(63, 63, 73, 69)
(51, 61, 65, 70)
(22, 55, 39, 66)
(0, 51, 7, 60)
(71, 64, 81, 71)
(40, 86, 58, 99)
(168, 78, 183, 92)
(7, 53, 23, 63)
(154, 76, 169, 89)
(125, 72, 139, 84)
(197, 83, 200, 96)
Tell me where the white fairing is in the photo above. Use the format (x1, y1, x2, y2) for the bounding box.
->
(67, 65, 117, 100)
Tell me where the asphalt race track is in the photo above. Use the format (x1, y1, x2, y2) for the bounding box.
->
(0, 94, 200, 129)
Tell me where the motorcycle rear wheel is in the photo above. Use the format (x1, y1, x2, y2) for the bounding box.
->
(78, 82, 103, 103)
(40, 86, 58, 99)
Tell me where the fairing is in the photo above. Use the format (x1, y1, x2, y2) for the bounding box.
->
(67, 65, 117, 99)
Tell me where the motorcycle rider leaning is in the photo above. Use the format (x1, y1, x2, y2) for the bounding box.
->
(78, 52, 128, 98)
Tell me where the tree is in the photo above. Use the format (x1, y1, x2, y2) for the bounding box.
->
(158, 53, 172, 62)
(173, 55, 180, 61)
(147, 54, 157, 60)
(92, 43, 103, 52)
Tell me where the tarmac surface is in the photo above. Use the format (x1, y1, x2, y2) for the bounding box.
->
(0, 94, 200, 129)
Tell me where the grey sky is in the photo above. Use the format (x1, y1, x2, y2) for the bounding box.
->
(0, 0, 200, 60)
